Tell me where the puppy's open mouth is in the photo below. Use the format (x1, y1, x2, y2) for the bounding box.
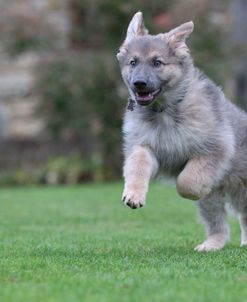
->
(135, 89, 161, 106)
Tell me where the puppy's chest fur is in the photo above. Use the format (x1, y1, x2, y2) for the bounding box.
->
(123, 107, 199, 175)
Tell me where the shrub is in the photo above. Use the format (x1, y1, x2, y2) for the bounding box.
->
(0, 154, 105, 186)
(35, 51, 125, 178)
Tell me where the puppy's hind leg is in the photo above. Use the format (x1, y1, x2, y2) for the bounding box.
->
(195, 193, 230, 252)
(239, 212, 247, 247)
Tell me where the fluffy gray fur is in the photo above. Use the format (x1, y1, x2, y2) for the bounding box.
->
(117, 12, 247, 251)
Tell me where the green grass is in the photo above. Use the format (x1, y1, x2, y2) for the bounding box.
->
(0, 182, 246, 302)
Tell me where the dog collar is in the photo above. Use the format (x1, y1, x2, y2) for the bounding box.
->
(127, 98, 135, 111)
(127, 98, 165, 113)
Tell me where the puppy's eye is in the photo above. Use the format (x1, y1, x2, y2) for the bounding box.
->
(153, 59, 162, 67)
(130, 59, 137, 67)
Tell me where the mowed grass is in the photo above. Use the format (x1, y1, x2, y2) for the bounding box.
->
(0, 182, 246, 302)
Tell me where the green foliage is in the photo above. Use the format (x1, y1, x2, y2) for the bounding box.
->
(0, 13, 55, 56)
(190, 15, 229, 87)
(36, 55, 92, 137)
(0, 154, 105, 186)
(86, 63, 123, 164)
(36, 52, 124, 138)
(36, 51, 124, 177)
(41, 154, 104, 184)
(0, 170, 35, 186)
(69, 0, 135, 47)
(0, 183, 246, 302)
(69, 0, 175, 48)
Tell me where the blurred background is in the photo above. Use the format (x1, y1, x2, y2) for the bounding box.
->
(0, 0, 245, 186)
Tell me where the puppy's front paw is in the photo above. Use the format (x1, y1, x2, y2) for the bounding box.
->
(122, 188, 146, 209)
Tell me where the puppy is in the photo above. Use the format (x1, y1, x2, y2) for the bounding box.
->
(117, 12, 247, 251)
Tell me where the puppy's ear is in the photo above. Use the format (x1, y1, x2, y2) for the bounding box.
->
(165, 21, 194, 58)
(125, 11, 148, 44)
(117, 12, 148, 61)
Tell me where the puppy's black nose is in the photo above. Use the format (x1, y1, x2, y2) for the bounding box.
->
(134, 80, 147, 90)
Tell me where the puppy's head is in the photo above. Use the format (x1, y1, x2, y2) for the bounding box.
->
(117, 12, 194, 106)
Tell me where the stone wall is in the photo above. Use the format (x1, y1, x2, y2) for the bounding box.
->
(0, 0, 69, 140)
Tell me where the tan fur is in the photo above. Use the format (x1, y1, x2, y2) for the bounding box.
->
(176, 156, 214, 200)
(122, 146, 158, 208)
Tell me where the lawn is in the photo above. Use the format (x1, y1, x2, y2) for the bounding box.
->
(0, 182, 246, 302)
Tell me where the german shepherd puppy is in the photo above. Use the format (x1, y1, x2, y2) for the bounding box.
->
(117, 12, 247, 252)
